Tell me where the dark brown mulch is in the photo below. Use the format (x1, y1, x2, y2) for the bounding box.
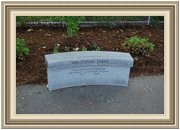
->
(16, 26, 164, 85)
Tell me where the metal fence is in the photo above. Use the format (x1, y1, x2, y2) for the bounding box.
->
(16, 16, 164, 28)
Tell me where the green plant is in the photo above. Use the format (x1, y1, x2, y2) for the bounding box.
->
(95, 47, 101, 51)
(122, 36, 155, 55)
(62, 16, 85, 37)
(92, 43, 101, 51)
(81, 47, 88, 51)
(53, 45, 59, 54)
(16, 38, 30, 59)
(150, 16, 164, 27)
(64, 47, 70, 52)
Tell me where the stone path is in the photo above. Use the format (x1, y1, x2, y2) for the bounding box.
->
(16, 75, 164, 114)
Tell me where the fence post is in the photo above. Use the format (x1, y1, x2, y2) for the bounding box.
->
(147, 16, 151, 25)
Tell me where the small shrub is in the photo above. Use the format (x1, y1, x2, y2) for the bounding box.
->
(81, 47, 88, 51)
(95, 47, 101, 51)
(122, 36, 155, 55)
(64, 47, 70, 52)
(150, 16, 164, 27)
(92, 43, 101, 51)
(53, 45, 59, 54)
(63, 16, 85, 37)
(16, 38, 30, 59)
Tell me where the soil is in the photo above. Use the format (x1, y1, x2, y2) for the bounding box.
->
(16, 26, 164, 85)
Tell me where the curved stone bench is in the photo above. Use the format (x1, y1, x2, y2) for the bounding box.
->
(45, 51, 134, 91)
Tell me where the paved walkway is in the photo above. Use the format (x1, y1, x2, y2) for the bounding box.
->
(16, 75, 164, 114)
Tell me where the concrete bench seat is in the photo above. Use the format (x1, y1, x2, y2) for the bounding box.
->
(45, 51, 134, 91)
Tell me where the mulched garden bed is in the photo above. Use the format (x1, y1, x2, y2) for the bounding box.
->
(16, 25, 164, 85)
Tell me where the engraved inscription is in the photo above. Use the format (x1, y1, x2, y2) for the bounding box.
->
(71, 59, 109, 65)
(68, 67, 109, 76)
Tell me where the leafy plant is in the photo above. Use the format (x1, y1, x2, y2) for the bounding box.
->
(122, 36, 155, 55)
(81, 47, 88, 51)
(150, 16, 164, 27)
(62, 16, 85, 37)
(16, 38, 30, 59)
(64, 47, 70, 52)
(95, 47, 101, 51)
(92, 43, 101, 51)
(53, 45, 60, 54)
